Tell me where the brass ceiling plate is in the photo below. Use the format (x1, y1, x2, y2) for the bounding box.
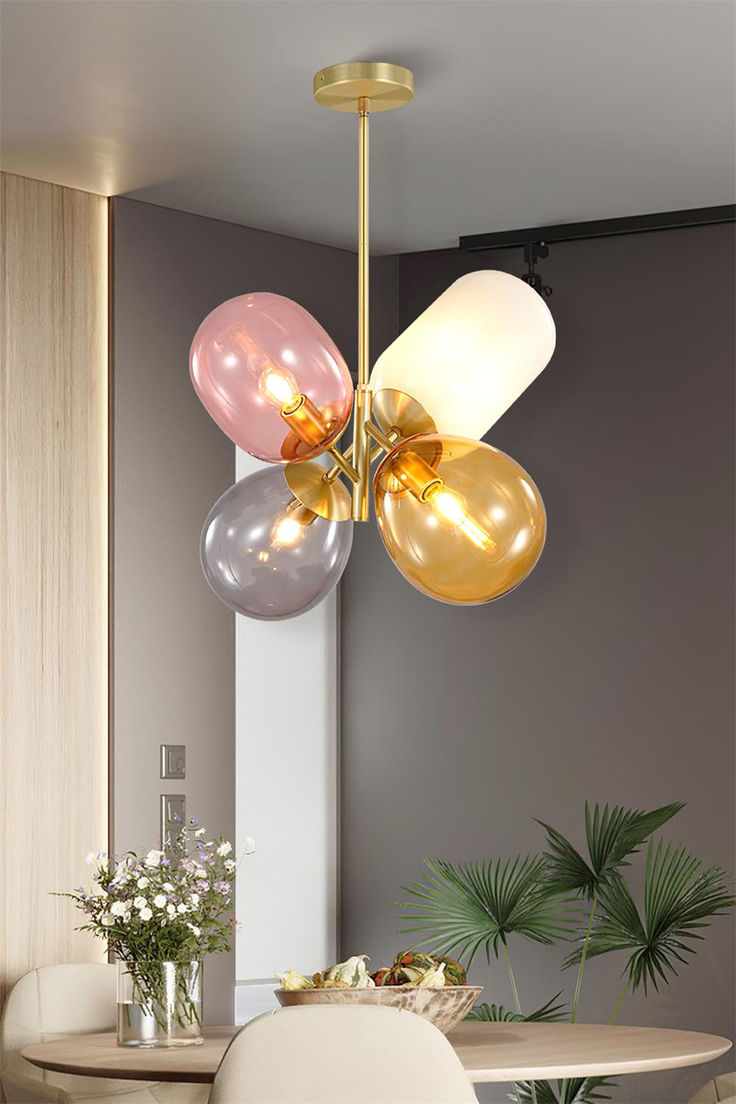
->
(284, 461, 353, 522)
(313, 63, 414, 113)
(372, 388, 437, 439)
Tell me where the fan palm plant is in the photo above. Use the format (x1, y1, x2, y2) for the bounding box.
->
(400, 802, 733, 1104)
(402, 854, 572, 1014)
(565, 840, 735, 1021)
(538, 802, 684, 1021)
(511, 1078, 616, 1104)
(469, 992, 568, 1023)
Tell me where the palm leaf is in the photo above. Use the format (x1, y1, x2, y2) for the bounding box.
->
(566, 841, 734, 992)
(513, 1077, 615, 1103)
(469, 992, 568, 1023)
(538, 802, 684, 899)
(401, 856, 573, 965)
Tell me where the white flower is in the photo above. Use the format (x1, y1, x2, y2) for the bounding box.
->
(101, 914, 114, 927)
(187, 923, 201, 937)
(224, 860, 236, 873)
(86, 851, 106, 866)
(217, 841, 232, 856)
(86, 851, 97, 864)
(139, 907, 153, 921)
(166, 904, 176, 918)
(177, 902, 188, 914)
(162, 882, 174, 892)
(194, 828, 206, 837)
(244, 837, 256, 852)
(133, 896, 147, 910)
(110, 901, 127, 917)
(144, 849, 164, 868)
(137, 877, 149, 889)
(153, 894, 167, 908)
(189, 893, 200, 906)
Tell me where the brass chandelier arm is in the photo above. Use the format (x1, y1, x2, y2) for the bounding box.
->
(325, 444, 360, 484)
(351, 97, 372, 522)
(364, 421, 399, 454)
(323, 425, 398, 487)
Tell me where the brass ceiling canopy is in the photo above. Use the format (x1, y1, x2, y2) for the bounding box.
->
(313, 62, 414, 113)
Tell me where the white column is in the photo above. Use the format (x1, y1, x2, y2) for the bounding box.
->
(234, 449, 339, 1023)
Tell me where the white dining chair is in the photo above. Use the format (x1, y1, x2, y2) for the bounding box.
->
(689, 1071, 736, 1102)
(208, 1004, 478, 1104)
(0, 964, 207, 1104)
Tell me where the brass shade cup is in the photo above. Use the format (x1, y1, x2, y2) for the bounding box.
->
(373, 435, 546, 605)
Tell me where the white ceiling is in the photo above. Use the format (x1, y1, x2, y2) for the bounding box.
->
(1, 1, 734, 253)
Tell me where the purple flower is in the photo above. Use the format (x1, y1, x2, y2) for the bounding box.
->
(213, 881, 231, 895)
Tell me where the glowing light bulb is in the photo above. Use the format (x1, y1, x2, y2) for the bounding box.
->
(272, 514, 306, 548)
(258, 365, 299, 409)
(431, 489, 466, 525)
(427, 486, 495, 550)
(270, 502, 319, 549)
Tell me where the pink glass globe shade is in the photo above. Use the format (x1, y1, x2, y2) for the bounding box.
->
(190, 293, 353, 463)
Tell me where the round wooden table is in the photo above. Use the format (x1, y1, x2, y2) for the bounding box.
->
(22, 1021, 732, 1085)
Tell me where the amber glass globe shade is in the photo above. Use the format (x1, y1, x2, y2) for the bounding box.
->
(373, 435, 546, 605)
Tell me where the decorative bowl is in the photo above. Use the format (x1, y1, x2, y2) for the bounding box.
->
(275, 985, 483, 1035)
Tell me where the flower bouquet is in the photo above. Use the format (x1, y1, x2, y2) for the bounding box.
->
(64, 819, 254, 1047)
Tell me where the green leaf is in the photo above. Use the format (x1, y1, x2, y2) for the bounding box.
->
(401, 856, 573, 966)
(512, 1077, 616, 1103)
(469, 992, 568, 1023)
(566, 841, 735, 992)
(538, 802, 685, 900)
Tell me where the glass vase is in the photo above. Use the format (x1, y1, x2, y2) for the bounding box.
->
(116, 959, 203, 1047)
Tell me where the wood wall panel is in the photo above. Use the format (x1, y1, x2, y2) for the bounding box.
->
(0, 173, 109, 1007)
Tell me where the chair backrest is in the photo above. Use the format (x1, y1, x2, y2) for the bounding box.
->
(0, 963, 116, 1060)
(689, 1071, 736, 1103)
(209, 1005, 477, 1104)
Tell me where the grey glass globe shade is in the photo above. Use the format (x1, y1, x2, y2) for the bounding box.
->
(200, 467, 353, 621)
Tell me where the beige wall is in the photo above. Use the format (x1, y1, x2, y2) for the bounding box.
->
(0, 173, 109, 1007)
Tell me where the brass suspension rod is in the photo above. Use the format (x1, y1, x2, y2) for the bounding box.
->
(351, 98, 372, 521)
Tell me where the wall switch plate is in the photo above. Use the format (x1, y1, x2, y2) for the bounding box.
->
(160, 794, 186, 849)
(160, 744, 186, 780)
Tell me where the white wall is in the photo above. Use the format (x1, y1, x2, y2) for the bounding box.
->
(234, 448, 339, 1023)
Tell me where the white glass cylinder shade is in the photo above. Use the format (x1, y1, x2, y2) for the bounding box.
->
(370, 270, 556, 439)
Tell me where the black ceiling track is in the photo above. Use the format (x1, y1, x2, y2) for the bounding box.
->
(459, 205, 736, 253)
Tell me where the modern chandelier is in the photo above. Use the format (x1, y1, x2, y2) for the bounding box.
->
(191, 62, 556, 620)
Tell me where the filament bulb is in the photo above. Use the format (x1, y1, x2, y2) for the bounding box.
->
(271, 502, 318, 548)
(259, 365, 299, 409)
(272, 514, 306, 548)
(426, 485, 495, 551)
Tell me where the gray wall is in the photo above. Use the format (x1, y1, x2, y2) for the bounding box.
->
(340, 225, 735, 1103)
(112, 198, 396, 1020)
